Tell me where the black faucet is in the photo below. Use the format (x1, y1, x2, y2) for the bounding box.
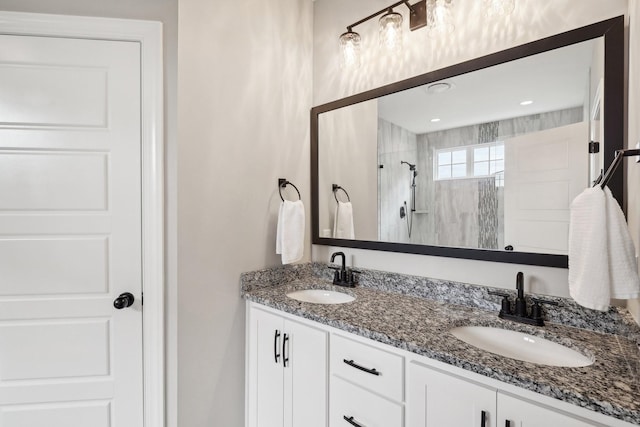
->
(488, 272, 558, 327)
(514, 271, 526, 317)
(329, 251, 359, 287)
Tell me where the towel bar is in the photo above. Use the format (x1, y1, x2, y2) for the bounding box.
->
(278, 178, 301, 202)
(593, 148, 640, 189)
(332, 184, 351, 203)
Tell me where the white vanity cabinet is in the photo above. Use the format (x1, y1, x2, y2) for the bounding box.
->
(497, 393, 602, 427)
(407, 361, 497, 427)
(246, 304, 328, 427)
(245, 302, 636, 427)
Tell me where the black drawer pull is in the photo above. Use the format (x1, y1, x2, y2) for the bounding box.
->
(481, 410, 487, 427)
(282, 333, 289, 367)
(343, 415, 365, 427)
(505, 421, 511, 427)
(273, 330, 281, 363)
(343, 359, 380, 376)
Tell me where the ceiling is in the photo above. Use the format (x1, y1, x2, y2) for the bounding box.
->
(377, 39, 598, 134)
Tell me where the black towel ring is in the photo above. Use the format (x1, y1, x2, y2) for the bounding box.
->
(332, 184, 351, 203)
(278, 178, 301, 202)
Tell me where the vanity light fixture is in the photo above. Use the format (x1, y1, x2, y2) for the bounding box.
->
(483, 0, 516, 18)
(340, 0, 516, 67)
(339, 0, 429, 67)
(426, 0, 455, 35)
(379, 9, 404, 53)
(339, 30, 362, 68)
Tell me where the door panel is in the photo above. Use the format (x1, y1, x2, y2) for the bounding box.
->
(284, 319, 328, 427)
(0, 34, 142, 427)
(0, 319, 110, 381)
(504, 122, 588, 254)
(250, 308, 285, 427)
(407, 361, 496, 427)
(498, 393, 601, 426)
(0, 64, 108, 128)
(0, 400, 111, 427)
(0, 237, 109, 295)
(0, 151, 108, 210)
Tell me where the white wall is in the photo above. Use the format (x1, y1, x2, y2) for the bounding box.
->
(312, 0, 630, 297)
(318, 100, 378, 240)
(177, 0, 313, 425)
(0, 1, 179, 425)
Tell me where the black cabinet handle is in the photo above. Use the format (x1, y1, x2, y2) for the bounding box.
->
(273, 330, 281, 363)
(343, 415, 364, 426)
(282, 333, 289, 367)
(505, 420, 511, 427)
(343, 359, 380, 376)
(481, 411, 487, 427)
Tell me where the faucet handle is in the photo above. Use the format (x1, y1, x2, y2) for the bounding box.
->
(530, 297, 559, 306)
(488, 290, 512, 315)
(347, 269, 361, 286)
(488, 290, 510, 297)
(530, 298, 558, 322)
(327, 265, 341, 284)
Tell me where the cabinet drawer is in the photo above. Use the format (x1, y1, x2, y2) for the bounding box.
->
(331, 376, 403, 427)
(331, 333, 404, 401)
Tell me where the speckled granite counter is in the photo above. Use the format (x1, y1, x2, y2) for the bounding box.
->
(241, 263, 640, 425)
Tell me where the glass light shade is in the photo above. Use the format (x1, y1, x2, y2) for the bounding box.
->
(379, 11, 403, 53)
(339, 30, 361, 68)
(483, 0, 515, 18)
(427, 0, 455, 35)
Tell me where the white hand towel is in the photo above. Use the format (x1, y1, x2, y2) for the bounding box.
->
(604, 187, 640, 299)
(568, 187, 640, 311)
(276, 200, 305, 264)
(333, 201, 355, 239)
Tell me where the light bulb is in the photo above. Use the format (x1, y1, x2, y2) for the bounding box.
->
(379, 11, 403, 53)
(339, 30, 361, 68)
(483, 0, 515, 18)
(427, 0, 454, 35)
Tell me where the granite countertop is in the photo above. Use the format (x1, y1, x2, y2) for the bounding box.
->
(241, 263, 640, 425)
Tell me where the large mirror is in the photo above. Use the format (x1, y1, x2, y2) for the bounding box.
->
(311, 17, 624, 268)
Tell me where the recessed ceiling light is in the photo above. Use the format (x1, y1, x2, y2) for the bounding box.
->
(431, 118, 441, 122)
(426, 82, 454, 94)
(520, 100, 533, 106)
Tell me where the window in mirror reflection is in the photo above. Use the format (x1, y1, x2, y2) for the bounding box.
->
(435, 142, 505, 180)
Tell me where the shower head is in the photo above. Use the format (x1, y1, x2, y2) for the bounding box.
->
(401, 160, 416, 171)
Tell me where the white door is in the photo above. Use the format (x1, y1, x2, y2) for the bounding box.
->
(504, 122, 588, 254)
(407, 362, 497, 426)
(284, 318, 327, 427)
(249, 308, 285, 427)
(0, 34, 143, 426)
(498, 393, 601, 426)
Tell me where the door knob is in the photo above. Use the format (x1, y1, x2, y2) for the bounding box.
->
(113, 292, 135, 309)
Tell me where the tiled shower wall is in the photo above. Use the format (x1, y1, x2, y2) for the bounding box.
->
(378, 107, 584, 247)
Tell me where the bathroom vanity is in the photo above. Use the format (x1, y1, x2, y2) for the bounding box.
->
(242, 263, 640, 427)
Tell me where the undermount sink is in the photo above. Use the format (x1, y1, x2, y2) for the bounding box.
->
(286, 289, 355, 304)
(449, 326, 593, 368)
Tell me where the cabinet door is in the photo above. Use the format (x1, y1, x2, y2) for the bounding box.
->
(284, 318, 328, 427)
(248, 308, 285, 427)
(498, 393, 601, 427)
(407, 362, 496, 427)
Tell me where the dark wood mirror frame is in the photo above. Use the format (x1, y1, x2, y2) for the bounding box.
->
(311, 16, 624, 268)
